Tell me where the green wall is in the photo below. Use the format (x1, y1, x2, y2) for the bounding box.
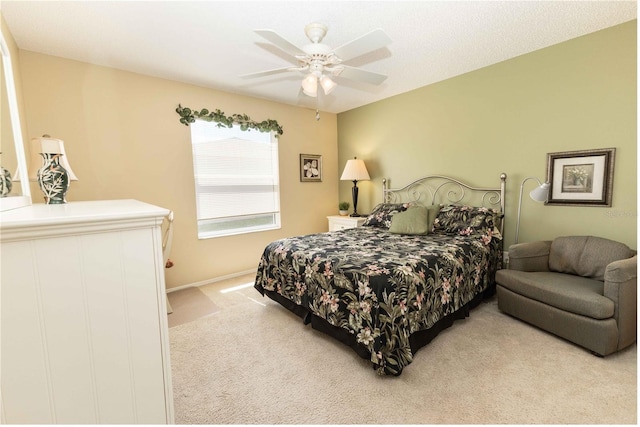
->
(337, 20, 637, 249)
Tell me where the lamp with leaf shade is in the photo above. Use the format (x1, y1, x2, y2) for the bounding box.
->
(19, 135, 78, 204)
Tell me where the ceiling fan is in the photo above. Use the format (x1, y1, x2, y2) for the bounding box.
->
(241, 23, 392, 98)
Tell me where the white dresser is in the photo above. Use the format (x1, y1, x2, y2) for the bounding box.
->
(0, 200, 174, 424)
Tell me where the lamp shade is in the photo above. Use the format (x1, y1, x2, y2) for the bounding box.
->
(529, 182, 550, 202)
(301, 74, 318, 97)
(340, 158, 370, 181)
(319, 75, 337, 95)
(27, 136, 78, 181)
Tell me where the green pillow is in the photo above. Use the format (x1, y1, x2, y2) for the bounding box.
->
(425, 204, 441, 231)
(389, 206, 431, 235)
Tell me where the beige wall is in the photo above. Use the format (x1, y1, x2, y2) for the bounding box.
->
(17, 51, 338, 289)
(338, 21, 637, 250)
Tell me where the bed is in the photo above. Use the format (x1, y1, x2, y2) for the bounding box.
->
(254, 173, 507, 375)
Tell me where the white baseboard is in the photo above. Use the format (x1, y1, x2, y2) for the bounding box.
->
(166, 269, 256, 293)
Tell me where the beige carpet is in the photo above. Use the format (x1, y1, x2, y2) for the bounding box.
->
(167, 287, 220, 328)
(169, 278, 637, 424)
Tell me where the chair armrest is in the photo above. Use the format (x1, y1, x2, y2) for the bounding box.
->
(604, 255, 637, 350)
(605, 255, 637, 283)
(508, 240, 552, 271)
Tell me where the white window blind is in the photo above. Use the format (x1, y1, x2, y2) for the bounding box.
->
(190, 120, 280, 238)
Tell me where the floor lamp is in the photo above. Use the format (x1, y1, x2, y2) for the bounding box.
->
(515, 177, 550, 244)
(340, 157, 370, 217)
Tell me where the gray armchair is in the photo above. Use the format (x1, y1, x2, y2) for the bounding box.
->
(495, 236, 636, 356)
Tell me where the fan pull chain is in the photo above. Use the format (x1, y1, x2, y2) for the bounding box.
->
(315, 93, 320, 121)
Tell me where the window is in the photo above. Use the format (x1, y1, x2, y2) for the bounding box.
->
(190, 120, 280, 238)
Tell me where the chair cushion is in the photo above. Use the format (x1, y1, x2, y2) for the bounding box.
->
(495, 270, 614, 319)
(549, 236, 634, 281)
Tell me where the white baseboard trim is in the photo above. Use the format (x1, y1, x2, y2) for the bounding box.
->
(166, 269, 257, 293)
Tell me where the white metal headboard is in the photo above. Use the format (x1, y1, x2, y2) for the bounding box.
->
(382, 173, 507, 234)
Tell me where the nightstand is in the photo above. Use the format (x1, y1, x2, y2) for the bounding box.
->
(327, 215, 366, 231)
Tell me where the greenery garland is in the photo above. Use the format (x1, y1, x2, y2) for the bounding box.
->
(176, 104, 283, 137)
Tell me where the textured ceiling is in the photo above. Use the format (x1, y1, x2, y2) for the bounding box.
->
(2, 1, 636, 114)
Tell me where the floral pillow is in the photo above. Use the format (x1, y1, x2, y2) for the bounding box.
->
(362, 203, 412, 229)
(432, 205, 500, 237)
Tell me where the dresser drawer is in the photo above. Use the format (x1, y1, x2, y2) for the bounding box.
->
(327, 215, 366, 231)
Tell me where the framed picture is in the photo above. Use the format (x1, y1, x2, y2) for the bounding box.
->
(300, 154, 322, 182)
(546, 148, 615, 206)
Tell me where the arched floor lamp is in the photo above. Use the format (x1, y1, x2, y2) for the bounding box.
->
(515, 177, 550, 244)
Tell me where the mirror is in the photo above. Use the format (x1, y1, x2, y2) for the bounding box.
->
(0, 29, 31, 211)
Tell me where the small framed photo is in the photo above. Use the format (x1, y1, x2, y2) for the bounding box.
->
(300, 154, 322, 182)
(546, 148, 615, 206)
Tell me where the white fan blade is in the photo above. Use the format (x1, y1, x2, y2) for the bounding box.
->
(255, 29, 306, 58)
(335, 65, 387, 85)
(240, 67, 298, 79)
(332, 29, 392, 62)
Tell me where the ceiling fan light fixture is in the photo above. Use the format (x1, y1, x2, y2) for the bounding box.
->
(246, 23, 391, 103)
(319, 75, 337, 95)
(301, 73, 318, 97)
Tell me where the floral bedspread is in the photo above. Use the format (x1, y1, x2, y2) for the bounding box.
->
(254, 226, 501, 375)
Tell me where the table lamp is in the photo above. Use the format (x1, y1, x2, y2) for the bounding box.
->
(340, 157, 370, 217)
